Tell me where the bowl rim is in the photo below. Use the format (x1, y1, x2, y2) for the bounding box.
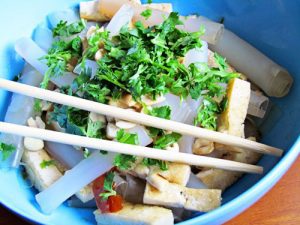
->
(1, 137, 299, 225)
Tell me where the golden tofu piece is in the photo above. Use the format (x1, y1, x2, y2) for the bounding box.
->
(218, 78, 251, 137)
(144, 175, 221, 212)
(94, 202, 174, 225)
(150, 163, 191, 187)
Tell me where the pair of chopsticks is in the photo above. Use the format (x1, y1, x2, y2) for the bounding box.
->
(0, 78, 283, 174)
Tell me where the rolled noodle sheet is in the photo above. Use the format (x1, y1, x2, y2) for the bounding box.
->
(248, 90, 269, 118)
(184, 41, 208, 68)
(98, 0, 223, 44)
(47, 8, 80, 29)
(45, 142, 85, 169)
(35, 152, 114, 214)
(209, 29, 293, 97)
(106, 4, 134, 37)
(32, 25, 54, 51)
(0, 65, 43, 168)
(178, 135, 194, 154)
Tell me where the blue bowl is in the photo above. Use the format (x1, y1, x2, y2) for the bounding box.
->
(0, 0, 299, 224)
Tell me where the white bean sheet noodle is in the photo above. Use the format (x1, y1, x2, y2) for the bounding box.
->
(73, 59, 98, 79)
(47, 9, 80, 29)
(106, 4, 134, 37)
(35, 152, 114, 214)
(32, 25, 53, 51)
(126, 125, 153, 147)
(45, 142, 85, 169)
(0, 64, 43, 168)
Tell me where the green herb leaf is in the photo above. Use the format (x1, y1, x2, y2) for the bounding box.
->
(194, 97, 220, 130)
(142, 158, 168, 171)
(40, 160, 56, 169)
(66, 108, 89, 136)
(0, 142, 16, 161)
(99, 171, 116, 200)
(53, 19, 86, 37)
(83, 84, 111, 103)
(113, 154, 136, 171)
(87, 119, 105, 139)
(148, 106, 171, 120)
(84, 148, 91, 158)
(214, 52, 228, 71)
(113, 129, 139, 170)
(116, 129, 139, 145)
(49, 105, 68, 128)
(34, 99, 42, 113)
(153, 132, 182, 149)
(141, 9, 152, 20)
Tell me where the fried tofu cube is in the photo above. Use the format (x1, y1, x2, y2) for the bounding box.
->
(150, 163, 191, 187)
(22, 149, 62, 192)
(94, 202, 174, 225)
(144, 175, 221, 212)
(218, 78, 251, 137)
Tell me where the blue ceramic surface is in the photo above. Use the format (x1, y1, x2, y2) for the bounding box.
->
(0, 0, 299, 224)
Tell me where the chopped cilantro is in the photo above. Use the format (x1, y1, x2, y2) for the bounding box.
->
(142, 158, 168, 171)
(0, 142, 16, 161)
(66, 108, 89, 136)
(34, 99, 42, 113)
(88, 12, 204, 101)
(99, 171, 116, 200)
(40, 23, 84, 89)
(146, 106, 171, 137)
(40, 159, 56, 169)
(113, 154, 137, 171)
(148, 106, 171, 120)
(113, 129, 139, 170)
(84, 29, 110, 60)
(194, 97, 220, 130)
(141, 9, 152, 20)
(49, 105, 68, 128)
(116, 129, 139, 145)
(214, 52, 228, 71)
(83, 148, 91, 158)
(154, 132, 182, 149)
(83, 84, 111, 103)
(87, 119, 105, 139)
(53, 19, 86, 37)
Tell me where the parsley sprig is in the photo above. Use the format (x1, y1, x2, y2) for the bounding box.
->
(113, 129, 138, 170)
(0, 142, 16, 161)
(99, 171, 117, 200)
(53, 19, 86, 37)
(40, 159, 56, 169)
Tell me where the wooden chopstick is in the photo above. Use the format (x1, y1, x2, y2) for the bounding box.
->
(0, 78, 283, 156)
(0, 122, 263, 174)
